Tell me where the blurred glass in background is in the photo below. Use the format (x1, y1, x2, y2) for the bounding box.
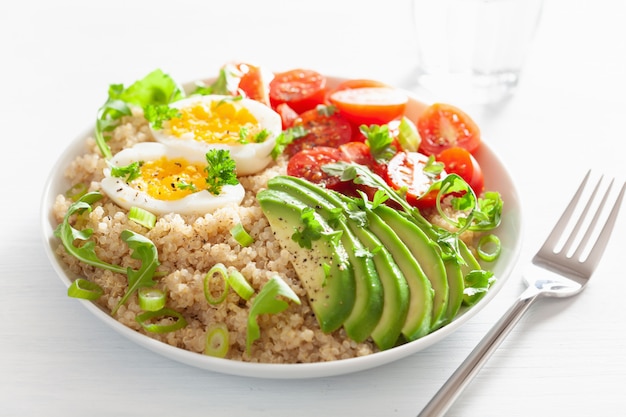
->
(411, 0, 544, 107)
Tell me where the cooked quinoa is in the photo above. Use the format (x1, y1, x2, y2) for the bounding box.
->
(52, 108, 378, 363)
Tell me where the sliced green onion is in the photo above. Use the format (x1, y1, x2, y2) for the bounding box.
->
(227, 270, 255, 300)
(65, 183, 88, 201)
(397, 116, 421, 152)
(205, 323, 230, 358)
(67, 278, 103, 300)
(135, 308, 187, 333)
(477, 234, 501, 262)
(138, 287, 166, 311)
(204, 263, 230, 305)
(128, 206, 157, 229)
(230, 222, 254, 247)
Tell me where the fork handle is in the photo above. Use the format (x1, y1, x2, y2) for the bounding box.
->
(417, 287, 542, 417)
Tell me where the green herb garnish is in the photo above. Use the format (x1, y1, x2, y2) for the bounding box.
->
(144, 104, 181, 129)
(111, 230, 160, 315)
(110, 161, 143, 182)
(292, 207, 324, 249)
(271, 125, 308, 159)
(360, 124, 397, 163)
(204, 149, 239, 195)
(95, 69, 184, 159)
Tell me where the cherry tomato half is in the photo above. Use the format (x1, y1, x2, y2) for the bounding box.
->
(417, 103, 481, 156)
(285, 108, 353, 157)
(275, 103, 299, 129)
(437, 147, 484, 195)
(286, 147, 347, 190)
(329, 87, 408, 127)
(269, 69, 327, 114)
(386, 151, 446, 209)
(234, 63, 271, 106)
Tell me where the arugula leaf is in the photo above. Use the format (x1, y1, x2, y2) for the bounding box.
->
(54, 192, 127, 275)
(192, 65, 239, 96)
(111, 230, 160, 315)
(246, 276, 301, 354)
(95, 69, 185, 159)
(55, 191, 164, 315)
(144, 104, 181, 129)
(204, 149, 239, 195)
(271, 125, 308, 159)
(292, 207, 323, 249)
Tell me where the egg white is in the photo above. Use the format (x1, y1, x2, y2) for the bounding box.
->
(101, 142, 245, 216)
(150, 95, 282, 176)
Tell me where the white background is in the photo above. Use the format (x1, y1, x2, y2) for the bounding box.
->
(1, 0, 625, 416)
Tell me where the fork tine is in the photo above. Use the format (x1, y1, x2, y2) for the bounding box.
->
(579, 180, 625, 275)
(560, 175, 605, 256)
(538, 170, 591, 255)
(570, 178, 614, 260)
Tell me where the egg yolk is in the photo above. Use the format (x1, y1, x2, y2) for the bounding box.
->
(166, 101, 265, 145)
(134, 157, 206, 201)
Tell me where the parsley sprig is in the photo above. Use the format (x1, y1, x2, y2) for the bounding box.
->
(204, 149, 239, 195)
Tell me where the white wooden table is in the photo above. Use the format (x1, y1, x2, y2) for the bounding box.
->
(2, 0, 625, 415)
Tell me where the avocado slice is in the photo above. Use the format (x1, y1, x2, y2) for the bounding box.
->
(270, 176, 409, 350)
(266, 176, 383, 343)
(347, 219, 409, 350)
(363, 207, 434, 341)
(256, 189, 356, 333)
(373, 204, 450, 330)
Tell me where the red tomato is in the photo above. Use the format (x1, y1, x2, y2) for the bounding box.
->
(386, 151, 446, 209)
(235, 63, 271, 106)
(338, 141, 375, 166)
(285, 108, 353, 157)
(417, 103, 481, 156)
(437, 147, 485, 194)
(338, 141, 386, 199)
(269, 69, 327, 114)
(286, 147, 347, 190)
(275, 103, 299, 129)
(329, 87, 408, 127)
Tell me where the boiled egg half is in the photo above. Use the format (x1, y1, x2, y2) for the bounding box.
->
(101, 142, 245, 216)
(150, 95, 282, 176)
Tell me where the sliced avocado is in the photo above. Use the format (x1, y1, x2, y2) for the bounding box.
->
(346, 219, 409, 350)
(363, 207, 434, 341)
(270, 176, 409, 350)
(373, 204, 449, 330)
(256, 189, 355, 333)
(266, 176, 383, 343)
(441, 260, 464, 327)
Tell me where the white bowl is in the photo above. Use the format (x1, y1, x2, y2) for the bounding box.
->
(41, 76, 523, 379)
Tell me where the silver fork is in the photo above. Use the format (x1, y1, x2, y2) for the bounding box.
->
(418, 171, 625, 417)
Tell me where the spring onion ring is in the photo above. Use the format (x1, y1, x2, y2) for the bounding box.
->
(67, 278, 103, 300)
(135, 308, 187, 333)
(477, 234, 501, 262)
(138, 287, 166, 311)
(204, 263, 230, 305)
(65, 183, 88, 201)
(129, 206, 157, 229)
(205, 323, 230, 358)
(226, 270, 255, 300)
(230, 223, 254, 247)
